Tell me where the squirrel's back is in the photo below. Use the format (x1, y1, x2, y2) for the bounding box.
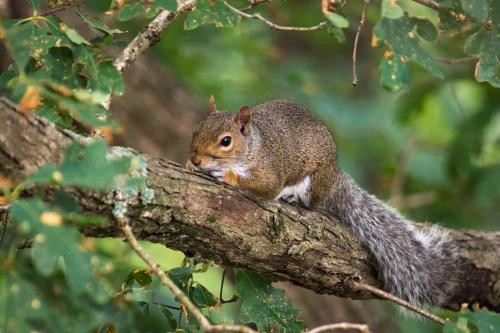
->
(253, 100, 456, 306)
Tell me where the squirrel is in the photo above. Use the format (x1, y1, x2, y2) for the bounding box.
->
(187, 98, 455, 307)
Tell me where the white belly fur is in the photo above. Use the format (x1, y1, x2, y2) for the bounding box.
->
(275, 176, 311, 206)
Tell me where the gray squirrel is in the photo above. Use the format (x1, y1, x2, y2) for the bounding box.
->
(187, 98, 455, 307)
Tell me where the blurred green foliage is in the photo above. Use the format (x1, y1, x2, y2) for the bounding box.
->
(1, 0, 499, 332)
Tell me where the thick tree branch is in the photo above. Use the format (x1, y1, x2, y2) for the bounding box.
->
(0, 100, 499, 311)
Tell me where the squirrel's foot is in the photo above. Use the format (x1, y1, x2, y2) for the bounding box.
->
(209, 170, 226, 182)
(278, 194, 299, 204)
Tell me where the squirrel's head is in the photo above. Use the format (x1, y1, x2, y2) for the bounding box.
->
(189, 96, 252, 172)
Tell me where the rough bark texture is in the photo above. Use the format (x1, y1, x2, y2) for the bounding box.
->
(0, 100, 499, 311)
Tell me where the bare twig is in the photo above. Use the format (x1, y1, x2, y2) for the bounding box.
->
(224, 1, 327, 32)
(41, 0, 85, 16)
(307, 323, 371, 333)
(352, 0, 369, 86)
(102, 0, 197, 109)
(433, 56, 479, 64)
(411, 0, 441, 10)
(352, 282, 447, 325)
(241, 0, 271, 11)
(118, 217, 258, 333)
(0, 207, 9, 247)
(219, 267, 239, 303)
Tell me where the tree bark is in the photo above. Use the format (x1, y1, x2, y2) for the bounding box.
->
(0, 99, 499, 311)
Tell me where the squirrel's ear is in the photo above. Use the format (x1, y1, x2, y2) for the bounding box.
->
(209, 95, 216, 114)
(236, 105, 251, 135)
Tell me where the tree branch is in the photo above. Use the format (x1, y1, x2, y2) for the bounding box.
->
(0, 100, 499, 311)
(352, 0, 369, 86)
(102, 0, 196, 109)
(224, 1, 327, 32)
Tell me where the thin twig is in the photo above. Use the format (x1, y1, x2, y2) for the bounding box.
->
(411, 0, 440, 10)
(307, 323, 371, 333)
(219, 267, 227, 301)
(352, 0, 369, 86)
(433, 56, 479, 64)
(224, 1, 327, 31)
(41, 0, 85, 16)
(118, 217, 258, 333)
(352, 282, 447, 325)
(0, 209, 9, 247)
(241, 0, 271, 11)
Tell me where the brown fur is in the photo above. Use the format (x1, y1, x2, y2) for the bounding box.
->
(189, 99, 456, 307)
(189, 99, 338, 205)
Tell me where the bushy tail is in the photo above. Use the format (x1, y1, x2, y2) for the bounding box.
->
(319, 171, 455, 306)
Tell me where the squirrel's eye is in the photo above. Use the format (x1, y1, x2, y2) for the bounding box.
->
(220, 136, 232, 147)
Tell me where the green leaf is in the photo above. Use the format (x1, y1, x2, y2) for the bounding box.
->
(382, 0, 404, 19)
(438, 0, 467, 35)
(75, 7, 123, 35)
(447, 309, 500, 333)
(379, 54, 411, 92)
(118, 3, 145, 21)
(190, 283, 217, 308)
(158, 306, 178, 330)
(89, 60, 125, 96)
(326, 22, 346, 43)
(64, 26, 90, 45)
(463, 2, 500, 87)
(461, 0, 489, 23)
(26, 0, 40, 10)
(168, 267, 193, 288)
(413, 17, 438, 42)
(28, 140, 133, 189)
(184, 0, 240, 30)
(10, 199, 107, 301)
(124, 269, 154, 289)
(3, 22, 59, 72)
(443, 317, 471, 333)
(324, 12, 349, 29)
(464, 29, 487, 55)
(235, 269, 304, 333)
(153, 0, 177, 11)
(374, 16, 444, 81)
(468, 308, 500, 333)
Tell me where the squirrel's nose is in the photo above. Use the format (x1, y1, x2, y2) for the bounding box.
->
(191, 156, 201, 166)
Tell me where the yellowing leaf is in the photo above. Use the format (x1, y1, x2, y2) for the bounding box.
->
(18, 85, 41, 113)
(40, 211, 63, 226)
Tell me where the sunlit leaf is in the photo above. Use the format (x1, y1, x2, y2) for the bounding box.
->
(461, 0, 489, 23)
(374, 15, 444, 89)
(184, 0, 240, 30)
(379, 53, 410, 92)
(27, 140, 133, 189)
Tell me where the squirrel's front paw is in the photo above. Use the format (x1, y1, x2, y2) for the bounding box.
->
(209, 170, 239, 186)
(209, 170, 226, 182)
